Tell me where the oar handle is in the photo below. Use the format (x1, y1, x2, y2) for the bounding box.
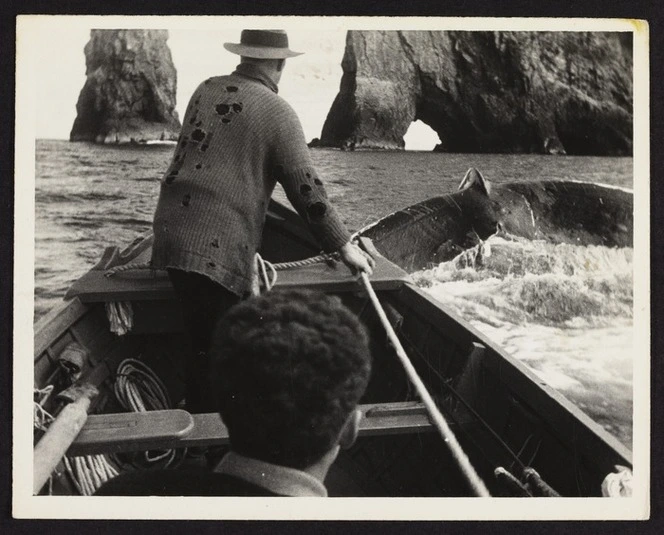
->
(360, 272, 491, 497)
(33, 384, 99, 494)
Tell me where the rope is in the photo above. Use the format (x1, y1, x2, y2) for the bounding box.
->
(255, 253, 278, 293)
(104, 249, 341, 307)
(105, 301, 134, 336)
(113, 358, 179, 468)
(34, 386, 119, 495)
(272, 252, 339, 270)
(104, 253, 339, 278)
(114, 358, 172, 412)
(33, 386, 55, 432)
(253, 251, 340, 294)
(359, 272, 491, 497)
(64, 454, 120, 496)
(104, 261, 153, 277)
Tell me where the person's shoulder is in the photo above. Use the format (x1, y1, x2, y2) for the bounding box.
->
(192, 75, 234, 95)
(95, 469, 282, 497)
(263, 92, 301, 125)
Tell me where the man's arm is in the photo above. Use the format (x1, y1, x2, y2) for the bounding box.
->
(269, 102, 374, 274)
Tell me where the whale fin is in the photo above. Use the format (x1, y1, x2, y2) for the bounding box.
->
(458, 168, 491, 196)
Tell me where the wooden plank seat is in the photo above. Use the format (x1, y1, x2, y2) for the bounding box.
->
(70, 409, 195, 456)
(65, 255, 409, 303)
(68, 401, 434, 457)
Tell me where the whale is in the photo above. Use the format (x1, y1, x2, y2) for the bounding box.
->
(359, 168, 633, 273)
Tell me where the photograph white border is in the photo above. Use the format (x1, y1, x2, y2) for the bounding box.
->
(14, 14, 650, 520)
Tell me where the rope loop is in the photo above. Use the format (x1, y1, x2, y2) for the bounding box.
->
(114, 358, 172, 412)
(112, 358, 180, 470)
(254, 253, 278, 293)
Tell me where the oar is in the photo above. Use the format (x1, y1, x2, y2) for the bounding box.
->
(359, 271, 491, 497)
(33, 383, 98, 494)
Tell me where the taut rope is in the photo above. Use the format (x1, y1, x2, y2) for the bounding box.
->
(359, 272, 491, 497)
(253, 252, 340, 293)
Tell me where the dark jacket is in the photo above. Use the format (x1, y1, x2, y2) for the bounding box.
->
(95, 469, 282, 496)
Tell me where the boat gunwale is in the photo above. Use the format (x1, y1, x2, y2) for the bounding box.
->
(391, 281, 633, 468)
(34, 296, 88, 359)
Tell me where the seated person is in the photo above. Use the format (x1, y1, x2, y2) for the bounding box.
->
(96, 289, 372, 496)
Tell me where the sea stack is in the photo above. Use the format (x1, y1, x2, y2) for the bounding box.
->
(70, 29, 181, 144)
(320, 31, 633, 155)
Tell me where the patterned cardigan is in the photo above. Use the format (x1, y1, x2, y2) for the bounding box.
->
(151, 63, 351, 295)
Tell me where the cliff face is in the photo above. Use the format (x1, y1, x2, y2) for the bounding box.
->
(321, 31, 632, 155)
(70, 30, 181, 144)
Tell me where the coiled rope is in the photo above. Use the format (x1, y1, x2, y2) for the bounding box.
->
(45, 358, 180, 495)
(114, 358, 172, 412)
(359, 272, 491, 497)
(113, 358, 180, 467)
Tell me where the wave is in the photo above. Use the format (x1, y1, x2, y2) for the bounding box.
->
(412, 234, 634, 446)
(413, 235, 633, 326)
(132, 176, 161, 182)
(37, 191, 128, 203)
(61, 216, 152, 229)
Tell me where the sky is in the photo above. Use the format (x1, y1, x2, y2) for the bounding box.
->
(30, 24, 439, 149)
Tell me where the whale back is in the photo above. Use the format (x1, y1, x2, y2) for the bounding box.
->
(361, 169, 633, 273)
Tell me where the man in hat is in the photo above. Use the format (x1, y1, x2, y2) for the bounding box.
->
(150, 30, 375, 413)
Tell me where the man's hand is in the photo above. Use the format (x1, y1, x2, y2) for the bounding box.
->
(339, 241, 376, 276)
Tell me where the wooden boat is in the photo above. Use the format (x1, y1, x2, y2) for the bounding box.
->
(33, 175, 633, 497)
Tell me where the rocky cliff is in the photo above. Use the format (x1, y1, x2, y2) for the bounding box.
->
(70, 30, 181, 144)
(321, 31, 632, 155)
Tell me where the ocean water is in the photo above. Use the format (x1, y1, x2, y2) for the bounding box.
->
(412, 236, 633, 446)
(34, 139, 634, 446)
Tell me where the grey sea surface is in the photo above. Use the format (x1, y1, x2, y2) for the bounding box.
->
(34, 139, 634, 446)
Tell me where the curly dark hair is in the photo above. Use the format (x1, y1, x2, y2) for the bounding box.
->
(209, 289, 372, 469)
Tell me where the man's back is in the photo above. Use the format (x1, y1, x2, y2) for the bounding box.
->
(152, 65, 294, 295)
(151, 62, 350, 296)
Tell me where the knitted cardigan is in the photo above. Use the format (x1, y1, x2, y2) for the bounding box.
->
(151, 63, 351, 296)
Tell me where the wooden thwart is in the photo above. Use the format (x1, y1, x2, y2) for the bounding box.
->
(68, 401, 433, 457)
(70, 409, 195, 455)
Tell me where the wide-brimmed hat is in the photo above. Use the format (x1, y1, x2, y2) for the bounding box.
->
(223, 30, 303, 59)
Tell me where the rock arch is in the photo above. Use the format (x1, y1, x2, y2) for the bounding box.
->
(320, 31, 632, 155)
